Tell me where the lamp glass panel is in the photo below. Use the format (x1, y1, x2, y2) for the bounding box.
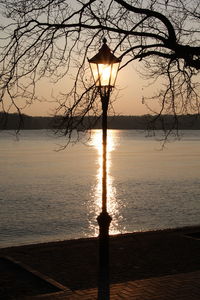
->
(98, 64, 112, 86)
(90, 62, 120, 87)
(109, 62, 120, 86)
(90, 63, 99, 85)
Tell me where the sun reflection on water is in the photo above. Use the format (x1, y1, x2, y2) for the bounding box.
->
(88, 129, 124, 236)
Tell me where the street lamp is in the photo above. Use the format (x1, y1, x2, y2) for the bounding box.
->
(88, 38, 121, 300)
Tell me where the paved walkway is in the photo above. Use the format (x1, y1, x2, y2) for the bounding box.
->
(32, 270, 200, 300)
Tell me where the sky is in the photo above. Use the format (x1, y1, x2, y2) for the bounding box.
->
(1, 1, 200, 118)
(0, 3, 162, 118)
(23, 61, 159, 117)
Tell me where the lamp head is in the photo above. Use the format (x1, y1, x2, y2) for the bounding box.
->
(88, 39, 121, 88)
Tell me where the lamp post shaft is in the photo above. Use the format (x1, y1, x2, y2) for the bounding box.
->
(102, 91, 109, 212)
(97, 90, 112, 300)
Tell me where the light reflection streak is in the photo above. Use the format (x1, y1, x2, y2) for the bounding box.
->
(88, 129, 123, 236)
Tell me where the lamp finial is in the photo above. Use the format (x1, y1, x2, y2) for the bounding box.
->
(103, 38, 107, 44)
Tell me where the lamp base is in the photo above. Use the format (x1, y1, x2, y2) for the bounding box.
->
(97, 211, 112, 300)
(97, 211, 112, 237)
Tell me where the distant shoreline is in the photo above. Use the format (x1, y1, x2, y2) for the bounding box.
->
(1, 112, 200, 130)
(1, 224, 199, 250)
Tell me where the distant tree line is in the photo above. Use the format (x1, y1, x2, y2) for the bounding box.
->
(0, 113, 53, 130)
(1, 112, 200, 131)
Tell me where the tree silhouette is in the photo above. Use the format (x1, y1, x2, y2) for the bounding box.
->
(0, 0, 200, 135)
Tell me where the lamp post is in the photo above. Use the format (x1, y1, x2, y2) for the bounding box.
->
(88, 38, 121, 300)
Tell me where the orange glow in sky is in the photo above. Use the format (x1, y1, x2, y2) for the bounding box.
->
(22, 61, 159, 117)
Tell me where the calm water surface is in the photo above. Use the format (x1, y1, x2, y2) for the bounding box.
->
(0, 129, 200, 247)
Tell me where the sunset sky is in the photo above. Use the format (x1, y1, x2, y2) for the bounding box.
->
(0, 5, 163, 118)
(23, 60, 160, 117)
(0, 1, 167, 118)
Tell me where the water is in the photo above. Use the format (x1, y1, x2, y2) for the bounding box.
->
(0, 129, 200, 248)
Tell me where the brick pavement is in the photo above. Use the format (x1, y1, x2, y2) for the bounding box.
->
(32, 270, 200, 300)
(2, 228, 200, 299)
